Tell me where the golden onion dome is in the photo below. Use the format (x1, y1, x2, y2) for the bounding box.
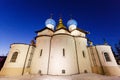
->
(56, 18, 66, 30)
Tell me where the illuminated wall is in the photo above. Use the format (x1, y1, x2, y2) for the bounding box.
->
(30, 28, 53, 74)
(0, 44, 34, 76)
(49, 34, 78, 75)
(1, 18, 120, 76)
(96, 45, 120, 76)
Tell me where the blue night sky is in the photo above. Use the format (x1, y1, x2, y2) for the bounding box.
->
(0, 0, 120, 55)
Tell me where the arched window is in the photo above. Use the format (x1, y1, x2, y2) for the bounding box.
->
(104, 52, 111, 62)
(40, 49, 43, 56)
(62, 69, 65, 74)
(82, 51, 85, 58)
(63, 48, 65, 56)
(10, 52, 18, 62)
(84, 70, 88, 73)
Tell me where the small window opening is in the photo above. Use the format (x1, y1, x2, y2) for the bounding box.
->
(62, 69, 65, 74)
(82, 51, 85, 58)
(63, 48, 65, 56)
(104, 52, 111, 61)
(10, 52, 18, 62)
(38, 70, 41, 74)
(84, 70, 87, 73)
(40, 49, 43, 56)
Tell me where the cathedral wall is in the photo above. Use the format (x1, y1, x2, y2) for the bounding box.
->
(30, 36, 51, 75)
(48, 35, 78, 75)
(37, 29, 53, 36)
(75, 37, 92, 73)
(71, 30, 85, 37)
(54, 29, 70, 35)
(0, 44, 31, 76)
(23, 46, 35, 75)
(96, 45, 120, 76)
(87, 46, 104, 74)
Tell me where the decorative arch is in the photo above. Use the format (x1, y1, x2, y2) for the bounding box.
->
(10, 52, 18, 62)
(104, 52, 111, 62)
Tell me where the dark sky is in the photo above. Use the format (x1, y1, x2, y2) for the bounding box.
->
(0, 0, 120, 55)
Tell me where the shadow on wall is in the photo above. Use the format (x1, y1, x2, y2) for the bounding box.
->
(0, 56, 6, 70)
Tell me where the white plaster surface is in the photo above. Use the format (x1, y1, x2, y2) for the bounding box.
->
(0, 73, 120, 80)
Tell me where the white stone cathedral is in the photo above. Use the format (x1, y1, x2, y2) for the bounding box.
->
(0, 17, 120, 76)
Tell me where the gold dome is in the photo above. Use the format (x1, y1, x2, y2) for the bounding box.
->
(56, 18, 66, 30)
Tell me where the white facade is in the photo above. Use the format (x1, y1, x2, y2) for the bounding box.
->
(95, 45, 120, 76)
(0, 44, 35, 76)
(0, 18, 120, 76)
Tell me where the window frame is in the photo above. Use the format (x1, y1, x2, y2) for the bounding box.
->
(10, 52, 18, 62)
(103, 52, 111, 62)
(40, 49, 43, 56)
(63, 48, 65, 56)
(62, 69, 65, 74)
(82, 51, 85, 58)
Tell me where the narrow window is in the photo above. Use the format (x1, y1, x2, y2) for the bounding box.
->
(62, 69, 65, 74)
(82, 51, 85, 58)
(10, 52, 18, 62)
(84, 70, 88, 73)
(38, 70, 41, 74)
(40, 49, 43, 56)
(104, 52, 111, 61)
(63, 48, 65, 56)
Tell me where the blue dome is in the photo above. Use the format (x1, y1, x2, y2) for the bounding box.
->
(45, 18, 56, 27)
(67, 19, 78, 27)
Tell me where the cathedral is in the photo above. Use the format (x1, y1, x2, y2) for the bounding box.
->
(0, 17, 120, 76)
